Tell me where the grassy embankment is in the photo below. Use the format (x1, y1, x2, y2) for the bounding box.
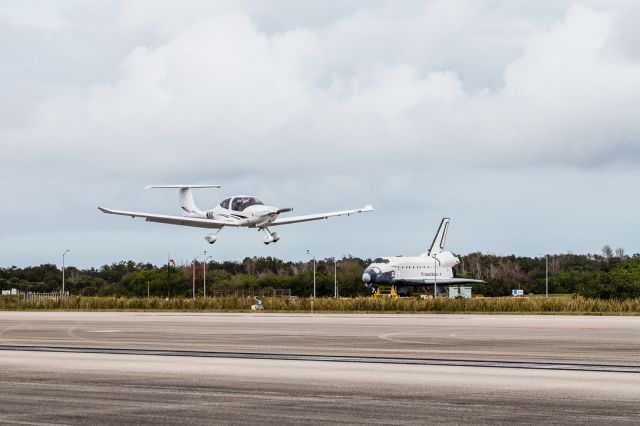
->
(1, 295, 639, 314)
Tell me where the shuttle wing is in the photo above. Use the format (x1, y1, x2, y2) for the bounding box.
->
(435, 277, 484, 284)
(400, 277, 485, 285)
(98, 207, 238, 229)
(269, 205, 374, 226)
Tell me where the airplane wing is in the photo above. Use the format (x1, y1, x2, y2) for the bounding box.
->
(98, 207, 239, 229)
(268, 205, 374, 226)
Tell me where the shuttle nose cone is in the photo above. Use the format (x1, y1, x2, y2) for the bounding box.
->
(362, 268, 378, 283)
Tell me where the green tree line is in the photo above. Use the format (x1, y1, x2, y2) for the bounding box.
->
(1, 249, 640, 299)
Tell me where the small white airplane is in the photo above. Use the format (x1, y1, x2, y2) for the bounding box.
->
(362, 218, 483, 294)
(99, 185, 373, 245)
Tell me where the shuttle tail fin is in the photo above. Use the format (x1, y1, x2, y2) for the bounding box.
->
(426, 218, 450, 256)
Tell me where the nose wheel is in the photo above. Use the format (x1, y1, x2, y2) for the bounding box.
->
(260, 228, 280, 245)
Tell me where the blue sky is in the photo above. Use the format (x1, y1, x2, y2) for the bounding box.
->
(2, 1, 640, 268)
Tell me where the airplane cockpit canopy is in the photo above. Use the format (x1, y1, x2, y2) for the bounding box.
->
(372, 258, 390, 264)
(231, 196, 264, 211)
(220, 198, 231, 209)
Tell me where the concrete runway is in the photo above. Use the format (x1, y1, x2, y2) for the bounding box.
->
(0, 312, 639, 424)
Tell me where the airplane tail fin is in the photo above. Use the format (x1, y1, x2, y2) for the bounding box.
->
(146, 185, 220, 217)
(178, 188, 204, 216)
(426, 217, 450, 256)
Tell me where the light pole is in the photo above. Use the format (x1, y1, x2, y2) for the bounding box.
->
(306, 250, 316, 298)
(537, 254, 549, 298)
(204, 255, 213, 298)
(545, 255, 549, 298)
(334, 257, 337, 298)
(62, 250, 70, 296)
(433, 256, 439, 298)
(193, 251, 206, 299)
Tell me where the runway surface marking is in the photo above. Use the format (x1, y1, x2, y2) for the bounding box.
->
(1, 344, 638, 373)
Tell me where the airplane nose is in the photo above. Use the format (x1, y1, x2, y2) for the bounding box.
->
(362, 272, 371, 283)
(254, 207, 277, 217)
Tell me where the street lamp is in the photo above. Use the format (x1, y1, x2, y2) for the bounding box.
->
(204, 255, 213, 298)
(62, 250, 70, 296)
(334, 257, 338, 298)
(538, 254, 549, 298)
(306, 250, 316, 298)
(193, 250, 206, 299)
(545, 255, 549, 298)
(433, 256, 439, 298)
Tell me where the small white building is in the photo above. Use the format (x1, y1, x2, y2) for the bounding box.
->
(449, 286, 472, 298)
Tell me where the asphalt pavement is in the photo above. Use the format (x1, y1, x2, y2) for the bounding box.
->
(0, 312, 638, 424)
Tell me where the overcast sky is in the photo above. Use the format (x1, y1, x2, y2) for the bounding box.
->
(2, 0, 640, 268)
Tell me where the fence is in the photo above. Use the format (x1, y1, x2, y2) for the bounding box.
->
(23, 292, 70, 302)
(208, 288, 292, 298)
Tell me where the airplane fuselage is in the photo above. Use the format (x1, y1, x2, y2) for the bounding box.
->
(203, 204, 280, 228)
(187, 195, 282, 228)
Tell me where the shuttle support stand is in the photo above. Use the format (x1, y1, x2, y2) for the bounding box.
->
(372, 285, 399, 299)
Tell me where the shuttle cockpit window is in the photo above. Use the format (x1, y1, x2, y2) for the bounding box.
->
(373, 258, 389, 264)
(220, 198, 231, 209)
(232, 197, 264, 211)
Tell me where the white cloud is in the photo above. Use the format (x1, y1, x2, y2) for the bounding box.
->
(0, 3, 68, 30)
(6, 2, 640, 174)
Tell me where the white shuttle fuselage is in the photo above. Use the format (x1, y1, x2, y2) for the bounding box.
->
(362, 218, 483, 291)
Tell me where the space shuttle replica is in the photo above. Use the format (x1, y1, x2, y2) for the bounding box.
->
(362, 218, 483, 296)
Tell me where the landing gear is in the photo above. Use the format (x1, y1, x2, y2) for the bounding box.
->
(204, 230, 221, 244)
(260, 228, 280, 245)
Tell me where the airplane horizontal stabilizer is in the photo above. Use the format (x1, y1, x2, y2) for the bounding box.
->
(146, 185, 221, 189)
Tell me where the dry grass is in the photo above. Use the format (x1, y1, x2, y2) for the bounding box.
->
(1, 295, 639, 314)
